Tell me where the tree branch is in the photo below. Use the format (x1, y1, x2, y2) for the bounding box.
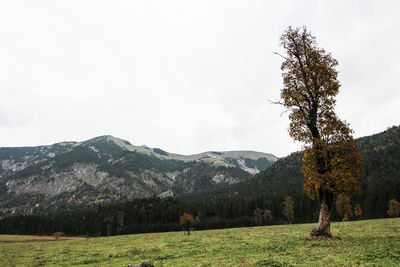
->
(267, 98, 284, 105)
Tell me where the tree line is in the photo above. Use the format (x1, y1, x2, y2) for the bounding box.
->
(0, 192, 398, 237)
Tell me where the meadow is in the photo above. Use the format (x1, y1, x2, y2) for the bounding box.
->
(0, 218, 399, 266)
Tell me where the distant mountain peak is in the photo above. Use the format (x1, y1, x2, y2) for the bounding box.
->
(0, 135, 280, 217)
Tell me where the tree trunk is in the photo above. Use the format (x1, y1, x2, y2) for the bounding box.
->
(310, 140, 334, 238)
(311, 198, 333, 237)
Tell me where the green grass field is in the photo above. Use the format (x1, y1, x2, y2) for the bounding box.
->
(0, 218, 399, 266)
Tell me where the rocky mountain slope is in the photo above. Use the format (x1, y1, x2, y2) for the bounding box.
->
(0, 136, 277, 217)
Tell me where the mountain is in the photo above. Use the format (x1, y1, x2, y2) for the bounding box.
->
(188, 125, 400, 219)
(0, 136, 277, 217)
(1, 126, 399, 236)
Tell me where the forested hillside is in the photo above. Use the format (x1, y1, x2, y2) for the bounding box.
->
(194, 125, 400, 219)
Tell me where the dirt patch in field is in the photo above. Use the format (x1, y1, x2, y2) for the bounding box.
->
(0, 235, 84, 244)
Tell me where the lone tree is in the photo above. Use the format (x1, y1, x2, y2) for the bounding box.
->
(283, 196, 295, 223)
(277, 26, 363, 237)
(180, 213, 194, 235)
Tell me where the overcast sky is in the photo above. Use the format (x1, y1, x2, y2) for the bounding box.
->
(1, 1, 399, 157)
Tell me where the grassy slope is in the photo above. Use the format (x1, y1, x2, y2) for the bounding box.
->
(0, 218, 399, 267)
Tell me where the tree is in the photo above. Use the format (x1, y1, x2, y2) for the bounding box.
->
(116, 211, 125, 234)
(254, 208, 273, 226)
(53, 232, 64, 240)
(335, 194, 353, 221)
(180, 213, 194, 235)
(263, 209, 273, 224)
(254, 208, 264, 226)
(387, 199, 400, 217)
(277, 26, 363, 237)
(283, 196, 295, 223)
(353, 204, 362, 219)
(104, 216, 114, 237)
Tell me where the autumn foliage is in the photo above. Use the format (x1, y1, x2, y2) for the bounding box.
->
(282, 196, 295, 223)
(387, 199, 400, 218)
(302, 139, 363, 201)
(353, 204, 362, 219)
(254, 208, 273, 226)
(335, 194, 353, 221)
(180, 213, 194, 235)
(278, 26, 363, 237)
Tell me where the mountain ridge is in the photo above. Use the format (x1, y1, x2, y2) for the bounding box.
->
(0, 135, 277, 217)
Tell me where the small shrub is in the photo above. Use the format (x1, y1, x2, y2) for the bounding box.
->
(53, 232, 65, 240)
